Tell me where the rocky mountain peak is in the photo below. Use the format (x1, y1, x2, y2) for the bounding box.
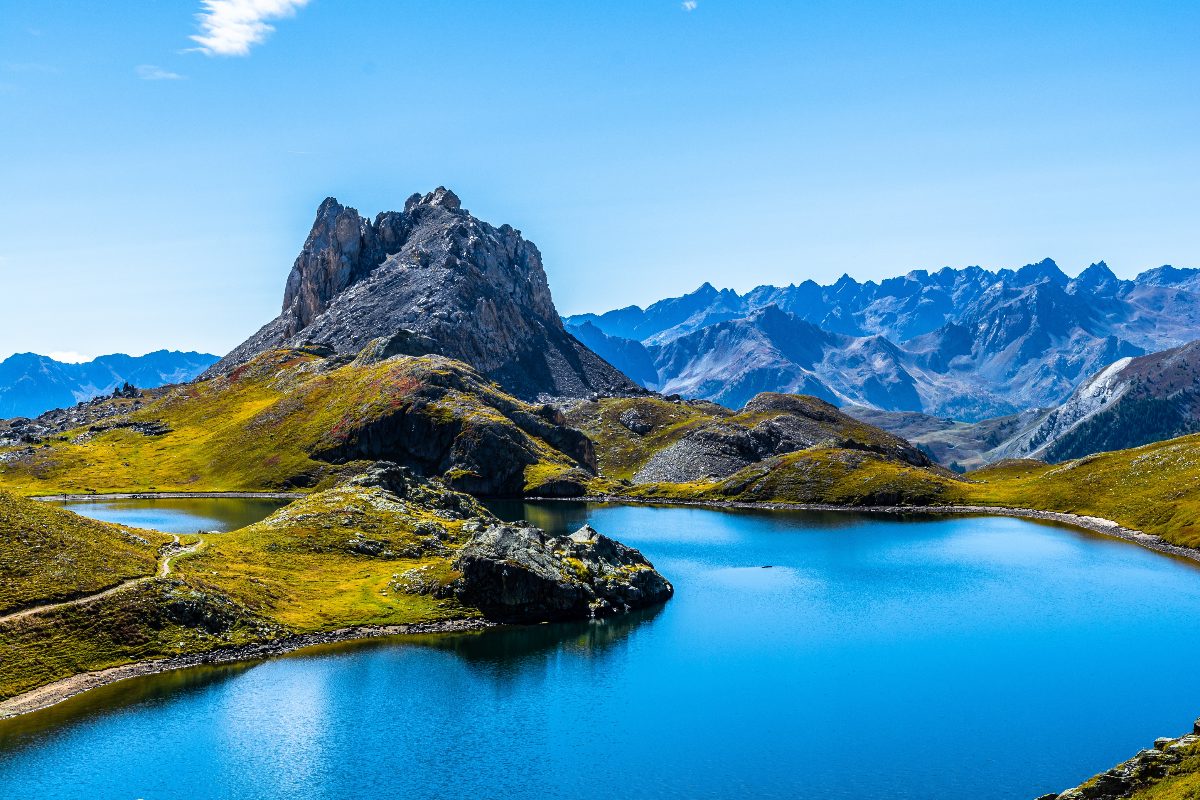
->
(1069, 261, 1121, 295)
(1015, 258, 1068, 286)
(1136, 264, 1200, 287)
(208, 189, 639, 400)
(405, 186, 462, 212)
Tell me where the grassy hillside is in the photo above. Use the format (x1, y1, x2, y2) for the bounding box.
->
(0, 492, 171, 615)
(963, 435, 1200, 548)
(565, 393, 933, 482)
(0, 476, 483, 702)
(0, 347, 592, 497)
(0, 579, 280, 702)
(171, 480, 480, 631)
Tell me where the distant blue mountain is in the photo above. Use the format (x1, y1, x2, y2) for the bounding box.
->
(0, 350, 219, 419)
(565, 260, 1200, 420)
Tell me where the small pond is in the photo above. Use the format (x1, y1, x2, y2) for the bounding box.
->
(50, 496, 291, 533)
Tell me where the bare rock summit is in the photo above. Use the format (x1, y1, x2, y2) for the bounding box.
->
(209, 188, 639, 400)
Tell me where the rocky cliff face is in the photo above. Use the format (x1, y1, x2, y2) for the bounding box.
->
(210, 188, 639, 400)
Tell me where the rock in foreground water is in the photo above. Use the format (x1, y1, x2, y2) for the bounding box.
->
(451, 522, 673, 622)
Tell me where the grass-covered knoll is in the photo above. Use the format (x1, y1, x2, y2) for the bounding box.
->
(172, 478, 481, 631)
(963, 436, 1200, 548)
(564, 393, 932, 484)
(0, 346, 594, 497)
(714, 448, 961, 506)
(617, 448, 961, 507)
(0, 492, 171, 615)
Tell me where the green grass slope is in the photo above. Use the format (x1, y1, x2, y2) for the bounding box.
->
(1, 475, 488, 702)
(0, 347, 593, 497)
(0, 492, 170, 615)
(964, 435, 1200, 548)
(172, 480, 481, 631)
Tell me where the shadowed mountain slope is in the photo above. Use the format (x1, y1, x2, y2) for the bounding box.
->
(848, 338, 1200, 469)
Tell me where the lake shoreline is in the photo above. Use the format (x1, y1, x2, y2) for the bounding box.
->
(31, 491, 307, 502)
(0, 618, 491, 721)
(7, 497, 1196, 724)
(529, 495, 1200, 568)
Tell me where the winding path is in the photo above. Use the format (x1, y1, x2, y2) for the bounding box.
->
(0, 535, 202, 625)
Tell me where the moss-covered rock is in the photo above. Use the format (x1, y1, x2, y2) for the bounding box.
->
(450, 522, 672, 622)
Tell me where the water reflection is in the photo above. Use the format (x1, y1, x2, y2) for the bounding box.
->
(51, 497, 291, 533)
(0, 662, 254, 751)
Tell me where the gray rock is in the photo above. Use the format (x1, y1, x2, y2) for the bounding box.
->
(206, 188, 640, 401)
(449, 522, 673, 622)
(631, 393, 930, 484)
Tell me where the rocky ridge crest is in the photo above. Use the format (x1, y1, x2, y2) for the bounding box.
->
(208, 188, 639, 400)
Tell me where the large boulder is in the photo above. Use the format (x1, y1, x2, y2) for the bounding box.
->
(450, 522, 673, 622)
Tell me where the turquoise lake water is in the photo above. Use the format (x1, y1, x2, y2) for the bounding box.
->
(3, 501, 1200, 799)
(50, 496, 290, 533)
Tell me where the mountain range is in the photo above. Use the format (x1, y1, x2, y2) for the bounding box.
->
(850, 338, 1200, 470)
(566, 260, 1200, 421)
(0, 351, 218, 419)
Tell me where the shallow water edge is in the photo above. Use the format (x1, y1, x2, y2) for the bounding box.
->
(0, 619, 490, 721)
(532, 495, 1200, 567)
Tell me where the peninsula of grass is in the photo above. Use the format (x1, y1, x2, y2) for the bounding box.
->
(0, 477, 485, 703)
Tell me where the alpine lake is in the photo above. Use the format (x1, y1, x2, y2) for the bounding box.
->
(3, 498, 1200, 799)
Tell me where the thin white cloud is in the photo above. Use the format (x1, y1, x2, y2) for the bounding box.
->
(190, 0, 311, 57)
(48, 351, 91, 364)
(682, 0, 697, 10)
(136, 64, 186, 81)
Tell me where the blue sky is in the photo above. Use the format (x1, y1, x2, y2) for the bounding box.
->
(2, 1, 1198, 360)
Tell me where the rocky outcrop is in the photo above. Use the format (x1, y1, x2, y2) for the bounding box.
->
(208, 188, 640, 400)
(630, 392, 932, 484)
(449, 521, 673, 622)
(1037, 721, 1200, 799)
